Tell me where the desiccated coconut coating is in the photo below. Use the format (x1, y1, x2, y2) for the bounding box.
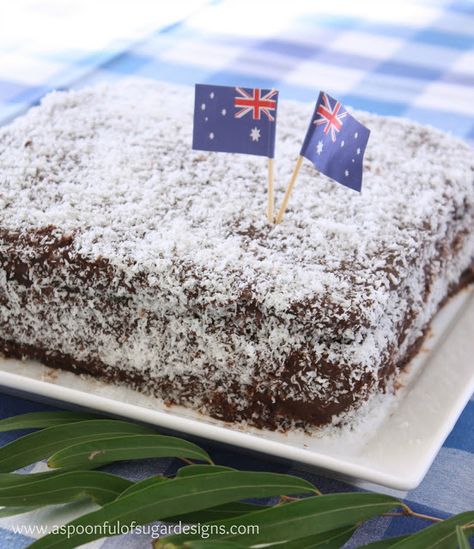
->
(0, 79, 473, 429)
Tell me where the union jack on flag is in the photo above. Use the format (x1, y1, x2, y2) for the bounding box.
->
(234, 87, 278, 121)
(192, 83, 279, 158)
(314, 92, 347, 142)
(300, 91, 370, 192)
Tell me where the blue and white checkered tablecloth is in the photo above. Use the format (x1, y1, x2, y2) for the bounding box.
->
(0, 1, 473, 547)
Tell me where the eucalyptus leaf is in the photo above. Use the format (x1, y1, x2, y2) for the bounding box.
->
(165, 542, 245, 548)
(48, 435, 211, 469)
(115, 474, 267, 523)
(167, 501, 267, 524)
(277, 525, 357, 548)
(0, 412, 470, 549)
(0, 471, 63, 486)
(456, 526, 470, 549)
(166, 542, 245, 549)
(115, 471, 267, 523)
(176, 465, 235, 477)
(156, 492, 398, 547)
(0, 411, 102, 432)
(0, 470, 132, 506)
(115, 475, 169, 499)
(28, 471, 316, 548)
(0, 419, 155, 472)
(390, 511, 474, 548)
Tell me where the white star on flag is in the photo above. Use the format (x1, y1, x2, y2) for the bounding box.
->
(316, 140, 324, 155)
(250, 127, 261, 142)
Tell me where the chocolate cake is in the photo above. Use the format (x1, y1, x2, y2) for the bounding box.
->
(0, 79, 473, 430)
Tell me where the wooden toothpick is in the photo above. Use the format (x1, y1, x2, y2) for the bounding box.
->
(275, 155, 304, 224)
(267, 157, 275, 223)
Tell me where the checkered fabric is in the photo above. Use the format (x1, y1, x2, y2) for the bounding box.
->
(0, 0, 473, 547)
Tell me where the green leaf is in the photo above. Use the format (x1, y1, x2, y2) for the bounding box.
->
(0, 411, 102, 432)
(114, 475, 169, 499)
(0, 419, 155, 472)
(456, 526, 470, 549)
(0, 470, 132, 506)
(115, 471, 267, 524)
(48, 434, 212, 469)
(28, 471, 316, 548)
(176, 465, 235, 477)
(167, 501, 267, 524)
(279, 526, 357, 548)
(157, 492, 399, 547)
(0, 471, 61, 486)
(161, 525, 356, 548)
(165, 542, 245, 549)
(390, 511, 474, 548)
(463, 523, 474, 540)
(113, 467, 281, 507)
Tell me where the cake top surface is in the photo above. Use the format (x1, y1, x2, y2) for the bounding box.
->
(0, 78, 473, 337)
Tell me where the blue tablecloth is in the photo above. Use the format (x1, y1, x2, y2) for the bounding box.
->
(0, 1, 473, 546)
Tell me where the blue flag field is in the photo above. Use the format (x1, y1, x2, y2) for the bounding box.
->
(300, 91, 370, 192)
(193, 84, 279, 159)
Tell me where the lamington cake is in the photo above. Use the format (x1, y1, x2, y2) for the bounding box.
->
(0, 80, 473, 430)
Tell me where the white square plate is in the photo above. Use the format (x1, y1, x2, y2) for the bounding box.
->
(0, 286, 473, 491)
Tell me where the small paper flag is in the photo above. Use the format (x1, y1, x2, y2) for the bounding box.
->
(192, 84, 279, 158)
(300, 91, 370, 192)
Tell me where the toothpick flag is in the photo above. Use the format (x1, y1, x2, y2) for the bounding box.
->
(193, 84, 279, 222)
(193, 84, 278, 157)
(300, 91, 370, 192)
(275, 91, 370, 224)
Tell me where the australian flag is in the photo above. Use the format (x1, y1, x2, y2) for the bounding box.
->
(300, 91, 370, 192)
(193, 84, 278, 158)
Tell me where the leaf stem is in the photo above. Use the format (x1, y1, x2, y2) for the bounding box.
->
(278, 495, 298, 504)
(383, 504, 443, 523)
(177, 456, 216, 466)
(277, 487, 322, 505)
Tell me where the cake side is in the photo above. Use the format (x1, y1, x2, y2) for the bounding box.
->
(1, 224, 472, 428)
(0, 80, 473, 429)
